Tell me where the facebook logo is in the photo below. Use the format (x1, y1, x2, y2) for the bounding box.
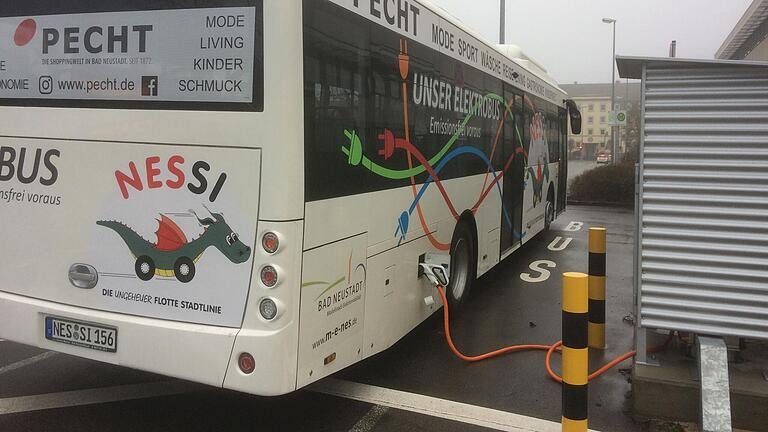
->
(141, 76, 158, 96)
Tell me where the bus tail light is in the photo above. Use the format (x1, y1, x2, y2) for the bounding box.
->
(262, 232, 279, 254)
(260, 265, 278, 288)
(238, 352, 256, 374)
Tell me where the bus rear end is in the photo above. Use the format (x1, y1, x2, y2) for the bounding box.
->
(0, 1, 305, 396)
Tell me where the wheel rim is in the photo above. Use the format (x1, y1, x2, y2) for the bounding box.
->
(451, 238, 470, 300)
(140, 262, 150, 275)
(179, 264, 190, 276)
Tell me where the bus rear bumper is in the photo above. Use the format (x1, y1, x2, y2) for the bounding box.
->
(0, 290, 237, 387)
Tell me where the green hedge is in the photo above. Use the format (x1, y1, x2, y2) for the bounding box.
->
(569, 162, 635, 204)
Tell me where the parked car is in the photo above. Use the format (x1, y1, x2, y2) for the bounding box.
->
(596, 152, 612, 164)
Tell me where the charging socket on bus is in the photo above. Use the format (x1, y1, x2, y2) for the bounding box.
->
(418, 253, 450, 278)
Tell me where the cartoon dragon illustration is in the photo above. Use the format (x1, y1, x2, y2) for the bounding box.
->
(527, 158, 550, 208)
(97, 209, 251, 283)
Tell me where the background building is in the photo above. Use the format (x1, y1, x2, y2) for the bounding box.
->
(559, 82, 641, 160)
(716, 0, 768, 60)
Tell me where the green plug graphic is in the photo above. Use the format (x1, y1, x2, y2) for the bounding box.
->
(344, 129, 364, 166)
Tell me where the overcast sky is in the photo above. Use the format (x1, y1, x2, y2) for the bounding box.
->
(430, 0, 751, 84)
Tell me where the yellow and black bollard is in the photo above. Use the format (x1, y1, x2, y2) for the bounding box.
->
(588, 228, 607, 350)
(562, 272, 589, 432)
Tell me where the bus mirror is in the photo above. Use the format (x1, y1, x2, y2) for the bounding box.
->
(565, 99, 582, 135)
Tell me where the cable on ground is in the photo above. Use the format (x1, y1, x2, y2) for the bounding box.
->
(435, 286, 674, 383)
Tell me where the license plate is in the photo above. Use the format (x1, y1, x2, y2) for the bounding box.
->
(44, 316, 117, 353)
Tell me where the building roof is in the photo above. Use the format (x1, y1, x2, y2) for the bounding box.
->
(616, 55, 768, 80)
(716, 0, 768, 60)
(559, 82, 641, 102)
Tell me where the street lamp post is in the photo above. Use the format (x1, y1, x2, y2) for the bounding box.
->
(602, 17, 617, 163)
(500, 0, 505, 44)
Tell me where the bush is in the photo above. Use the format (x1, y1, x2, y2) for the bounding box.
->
(569, 162, 635, 204)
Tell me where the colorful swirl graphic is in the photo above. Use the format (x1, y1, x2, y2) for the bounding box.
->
(340, 39, 535, 250)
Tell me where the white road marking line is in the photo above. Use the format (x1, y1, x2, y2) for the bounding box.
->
(313, 379, 602, 432)
(0, 380, 203, 415)
(348, 405, 389, 432)
(0, 352, 59, 377)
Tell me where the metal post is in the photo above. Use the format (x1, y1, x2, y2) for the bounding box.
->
(698, 336, 732, 432)
(588, 228, 607, 349)
(634, 66, 652, 366)
(610, 21, 617, 163)
(633, 163, 648, 364)
(499, 0, 505, 44)
(625, 78, 630, 153)
(562, 272, 589, 432)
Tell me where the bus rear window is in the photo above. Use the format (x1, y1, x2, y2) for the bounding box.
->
(0, 0, 263, 111)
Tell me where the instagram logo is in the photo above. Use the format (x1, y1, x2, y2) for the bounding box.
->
(39, 75, 53, 94)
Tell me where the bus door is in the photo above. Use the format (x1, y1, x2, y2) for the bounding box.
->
(558, 109, 568, 214)
(499, 88, 525, 254)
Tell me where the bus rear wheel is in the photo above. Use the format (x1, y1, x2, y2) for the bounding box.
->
(544, 189, 555, 231)
(446, 222, 476, 312)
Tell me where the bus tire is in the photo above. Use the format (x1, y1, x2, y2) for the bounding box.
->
(447, 221, 476, 311)
(544, 188, 555, 231)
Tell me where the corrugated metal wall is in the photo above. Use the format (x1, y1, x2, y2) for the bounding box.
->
(639, 63, 768, 339)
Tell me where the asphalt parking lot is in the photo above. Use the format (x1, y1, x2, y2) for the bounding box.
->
(0, 205, 641, 432)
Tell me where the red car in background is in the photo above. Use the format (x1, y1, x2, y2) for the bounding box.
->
(596, 151, 612, 164)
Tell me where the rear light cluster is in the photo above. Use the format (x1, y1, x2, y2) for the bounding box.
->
(260, 265, 278, 288)
(238, 231, 284, 374)
(259, 231, 281, 321)
(262, 232, 280, 254)
(238, 352, 256, 374)
(259, 298, 278, 321)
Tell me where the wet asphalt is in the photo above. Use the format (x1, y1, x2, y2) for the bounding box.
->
(0, 205, 644, 432)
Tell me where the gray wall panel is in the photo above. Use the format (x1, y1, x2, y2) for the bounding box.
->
(639, 64, 768, 339)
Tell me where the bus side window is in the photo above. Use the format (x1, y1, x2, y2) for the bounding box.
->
(523, 99, 533, 156)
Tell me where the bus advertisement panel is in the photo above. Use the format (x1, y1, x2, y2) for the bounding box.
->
(0, 0, 264, 110)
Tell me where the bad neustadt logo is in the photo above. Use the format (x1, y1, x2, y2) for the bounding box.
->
(303, 251, 366, 315)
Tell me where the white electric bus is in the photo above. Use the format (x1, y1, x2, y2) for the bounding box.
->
(0, 0, 578, 395)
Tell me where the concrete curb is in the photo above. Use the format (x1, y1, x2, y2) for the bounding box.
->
(567, 200, 633, 209)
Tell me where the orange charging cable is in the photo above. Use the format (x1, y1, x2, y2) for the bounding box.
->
(435, 286, 673, 383)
